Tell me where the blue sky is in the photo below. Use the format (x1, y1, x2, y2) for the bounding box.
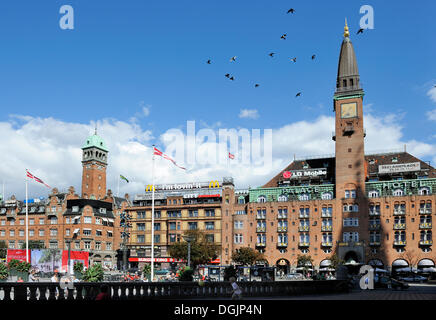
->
(0, 0, 435, 199)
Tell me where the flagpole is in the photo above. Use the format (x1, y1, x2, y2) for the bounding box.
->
(117, 174, 120, 197)
(25, 174, 29, 263)
(151, 145, 155, 282)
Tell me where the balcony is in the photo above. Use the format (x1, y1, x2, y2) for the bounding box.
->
(393, 210, 406, 216)
(256, 215, 266, 220)
(393, 223, 406, 230)
(419, 223, 432, 229)
(256, 242, 266, 247)
(321, 242, 333, 247)
(393, 240, 406, 246)
(321, 226, 332, 232)
(369, 224, 381, 231)
(277, 226, 288, 232)
(298, 242, 310, 247)
(256, 227, 266, 233)
(419, 208, 432, 215)
(369, 211, 380, 216)
(277, 242, 288, 248)
(298, 226, 310, 232)
(419, 240, 433, 246)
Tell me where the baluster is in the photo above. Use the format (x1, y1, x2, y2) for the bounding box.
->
(28, 284, 38, 301)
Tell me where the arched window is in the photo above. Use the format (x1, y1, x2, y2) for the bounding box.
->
(257, 196, 266, 203)
(321, 192, 332, 200)
(419, 187, 430, 196)
(368, 190, 379, 198)
(278, 194, 288, 202)
(299, 194, 310, 201)
(393, 189, 404, 197)
(238, 196, 245, 204)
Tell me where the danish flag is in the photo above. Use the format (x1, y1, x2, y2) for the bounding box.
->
(26, 169, 51, 189)
(153, 147, 186, 170)
(228, 152, 235, 160)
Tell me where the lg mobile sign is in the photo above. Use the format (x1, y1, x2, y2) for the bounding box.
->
(378, 162, 421, 174)
(282, 168, 327, 179)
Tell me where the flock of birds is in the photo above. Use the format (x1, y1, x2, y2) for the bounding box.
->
(205, 8, 367, 98)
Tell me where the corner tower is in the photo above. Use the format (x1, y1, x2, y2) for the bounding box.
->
(333, 20, 366, 197)
(81, 129, 108, 199)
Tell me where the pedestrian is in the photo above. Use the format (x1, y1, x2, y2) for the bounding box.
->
(229, 277, 242, 300)
(29, 270, 38, 282)
(17, 277, 24, 283)
(95, 284, 111, 301)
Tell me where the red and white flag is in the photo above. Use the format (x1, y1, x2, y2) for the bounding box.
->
(228, 152, 235, 160)
(153, 147, 186, 170)
(26, 169, 51, 189)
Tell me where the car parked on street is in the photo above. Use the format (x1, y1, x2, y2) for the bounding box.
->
(286, 273, 304, 280)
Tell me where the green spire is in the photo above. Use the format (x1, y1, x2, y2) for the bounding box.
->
(82, 132, 109, 152)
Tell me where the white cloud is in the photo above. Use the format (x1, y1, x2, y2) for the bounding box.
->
(427, 109, 436, 121)
(1, 110, 435, 200)
(239, 109, 259, 119)
(428, 86, 436, 104)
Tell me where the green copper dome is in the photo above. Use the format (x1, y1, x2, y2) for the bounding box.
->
(82, 133, 109, 152)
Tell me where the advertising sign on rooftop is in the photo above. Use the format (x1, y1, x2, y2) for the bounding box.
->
(282, 168, 327, 179)
(378, 162, 421, 174)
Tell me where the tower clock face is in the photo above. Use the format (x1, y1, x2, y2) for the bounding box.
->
(341, 102, 358, 119)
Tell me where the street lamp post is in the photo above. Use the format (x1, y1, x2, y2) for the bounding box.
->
(182, 235, 195, 269)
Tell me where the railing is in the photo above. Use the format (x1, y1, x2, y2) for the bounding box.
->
(298, 226, 310, 232)
(393, 210, 406, 216)
(255, 242, 266, 247)
(321, 242, 333, 247)
(419, 240, 433, 246)
(298, 242, 310, 247)
(277, 226, 288, 232)
(256, 227, 266, 233)
(419, 209, 432, 215)
(393, 223, 406, 230)
(0, 281, 349, 301)
(277, 243, 288, 247)
(256, 215, 266, 220)
(419, 223, 432, 229)
(321, 226, 332, 232)
(393, 240, 406, 246)
(369, 211, 380, 216)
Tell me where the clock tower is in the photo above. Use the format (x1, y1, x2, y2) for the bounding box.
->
(81, 129, 109, 200)
(333, 20, 366, 198)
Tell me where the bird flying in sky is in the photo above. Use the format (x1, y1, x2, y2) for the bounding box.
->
(230, 56, 237, 62)
(357, 28, 364, 35)
(296, 92, 302, 97)
(287, 8, 295, 14)
(280, 34, 287, 40)
(290, 57, 297, 63)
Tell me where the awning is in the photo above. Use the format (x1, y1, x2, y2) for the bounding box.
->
(418, 259, 435, 267)
(319, 267, 335, 272)
(83, 228, 92, 231)
(73, 216, 81, 220)
(344, 260, 361, 266)
(396, 267, 412, 272)
(73, 229, 80, 234)
(102, 218, 108, 222)
(108, 218, 114, 223)
(320, 260, 332, 267)
(374, 268, 388, 273)
(420, 267, 436, 273)
(392, 259, 409, 267)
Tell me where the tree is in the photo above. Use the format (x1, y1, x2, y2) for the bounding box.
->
(231, 247, 264, 266)
(142, 264, 151, 280)
(167, 230, 220, 269)
(297, 254, 313, 273)
(0, 241, 7, 259)
(20, 240, 45, 250)
(329, 253, 345, 269)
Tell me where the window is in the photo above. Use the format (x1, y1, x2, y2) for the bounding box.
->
(169, 234, 177, 243)
(19, 219, 24, 225)
(9, 230, 14, 237)
(419, 187, 430, 196)
(235, 210, 247, 215)
(393, 189, 404, 197)
(368, 190, 379, 198)
(72, 206, 79, 213)
(205, 234, 214, 243)
(50, 217, 58, 225)
(234, 234, 243, 244)
(84, 241, 91, 250)
(9, 219, 15, 226)
(49, 241, 58, 249)
(343, 232, 359, 242)
(154, 223, 161, 231)
(0, 230, 5, 237)
(205, 209, 215, 217)
(106, 242, 112, 250)
(238, 197, 245, 204)
(84, 216, 92, 224)
(83, 229, 92, 236)
(188, 222, 198, 230)
(278, 195, 288, 202)
(321, 192, 333, 200)
(75, 241, 80, 249)
(154, 235, 160, 243)
(234, 221, 243, 229)
(65, 229, 70, 236)
(343, 218, 359, 227)
(0, 220, 5, 226)
(168, 222, 176, 231)
(167, 210, 181, 218)
(51, 206, 56, 213)
(39, 230, 44, 237)
(257, 196, 266, 203)
(299, 194, 310, 201)
(95, 242, 101, 250)
(19, 230, 24, 237)
(96, 230, 102, 236)
(137, 211, 146, 219)
(257, 234, 266, 244)
(95, 218, 101, 225)
(136, 235, 145, 243)
(8, 241, 15, 249)
(189, 210, 198, 217)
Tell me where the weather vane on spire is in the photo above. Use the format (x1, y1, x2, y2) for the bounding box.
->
(94, 122, 97, 135)
(344, 18, 350, 38)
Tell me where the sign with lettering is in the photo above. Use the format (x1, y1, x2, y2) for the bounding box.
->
(378, 162, 420, 174)
(283, 168, 327, 179)
(146, 181, 221, 192)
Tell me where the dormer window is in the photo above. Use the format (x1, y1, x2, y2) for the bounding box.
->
(72, 206, 79, 213)
(99, 208, 107, 214)
(392, 157, 398, 163)
(369, 159, 375, 165)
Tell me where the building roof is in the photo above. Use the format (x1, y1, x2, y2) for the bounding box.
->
(82, 133, 109, 152)
(263, 152, 436, 188)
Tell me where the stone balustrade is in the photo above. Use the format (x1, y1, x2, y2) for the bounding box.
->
(0, 280, 349, 301)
